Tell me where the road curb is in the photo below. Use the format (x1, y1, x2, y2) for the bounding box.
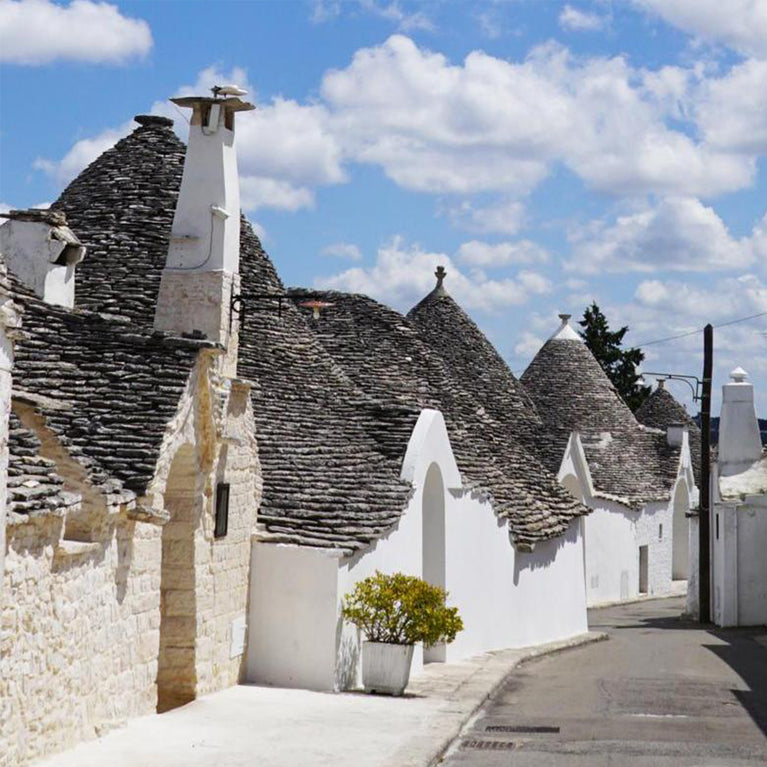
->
(384, 630, 608, 767)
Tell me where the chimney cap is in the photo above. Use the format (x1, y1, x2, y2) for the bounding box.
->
(730, 366, 749, 383)
(0, 208, 67, 227)
(134, 114, 173, 128)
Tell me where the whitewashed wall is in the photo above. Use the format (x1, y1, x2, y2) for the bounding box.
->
(559, 434, 690, 607)
(246, 409, 589, 692)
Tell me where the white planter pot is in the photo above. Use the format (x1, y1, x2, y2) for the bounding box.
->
(362, 641, 415, 696)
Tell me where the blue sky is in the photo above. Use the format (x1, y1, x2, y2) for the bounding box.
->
(1, 0, 766, 414)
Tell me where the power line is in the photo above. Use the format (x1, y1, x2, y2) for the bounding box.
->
(630, 310, 767, 350)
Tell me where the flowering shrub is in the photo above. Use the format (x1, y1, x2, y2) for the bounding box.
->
(342, 571, 463, 646)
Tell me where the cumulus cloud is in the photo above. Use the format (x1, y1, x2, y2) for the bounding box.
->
(0, 0, 152, 65)
(446, 199, 526, 235)
(315, 236, 550, 312)
(321, 242, 363, 260)
(558, 5, 606, 32)
(634, 0, 767, 59)
(695, 58, 767, 154)
(34, 120, 134, 184)
(457, 239, 549, 267)
(568, 197, 759, 273)
(319, 35, 754, 198)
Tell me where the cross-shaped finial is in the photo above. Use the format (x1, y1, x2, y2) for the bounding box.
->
(435, 265, 446, 288)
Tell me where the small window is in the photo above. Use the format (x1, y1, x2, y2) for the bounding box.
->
(659, 523, 663, 540)
(716, 513, 720, 541)
(214, 483, 230, 539)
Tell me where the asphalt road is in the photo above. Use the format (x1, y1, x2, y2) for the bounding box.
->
(443, 597, 767, 766)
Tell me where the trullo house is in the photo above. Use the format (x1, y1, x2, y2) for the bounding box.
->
(1, 85, 591, 765)
(521, 316, 698, 606)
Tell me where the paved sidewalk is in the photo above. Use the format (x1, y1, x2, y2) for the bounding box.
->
(38, 631, 605, 767)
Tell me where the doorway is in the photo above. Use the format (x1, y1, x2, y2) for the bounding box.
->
(639, 545, 649, 594)
(157, 445, 198, 713)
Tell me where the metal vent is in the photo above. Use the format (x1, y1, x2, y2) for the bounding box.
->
(485, 725, 560, 734)
(461, 739, 516, 751)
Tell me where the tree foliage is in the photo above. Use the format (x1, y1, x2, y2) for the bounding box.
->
(578, 301, 650, 412)
(342, 571, 463, 647)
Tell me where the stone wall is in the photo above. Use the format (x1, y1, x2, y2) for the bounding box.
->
(0, 511, 162, 766)
(0, 358, 261, 765)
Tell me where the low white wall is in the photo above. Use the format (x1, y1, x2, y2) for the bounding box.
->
(582, 499, 674, 606)
(246, 410, 590, 692)
(712, 497, 767, 627)
(246, 543, 340, 691)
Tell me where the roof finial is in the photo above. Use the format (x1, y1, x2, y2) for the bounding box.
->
(558, 313, 571, 324)
(730, 366, 748, 383)
(657, 378, 665, 390)
(435, 265, 446, 289)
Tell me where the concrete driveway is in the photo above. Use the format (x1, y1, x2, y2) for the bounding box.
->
(444, 597, 767, 766)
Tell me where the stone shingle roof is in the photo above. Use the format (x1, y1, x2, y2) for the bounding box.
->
(38, 117, 410, 550)
(237, 229, 411, 552)
(521, 325, 680, 506)
(290, 286, 587, 547)
(10, 276, 206, 498)
(52, 115, 184, 324)
(7, 412, 77, 517)
(636, 384, 701, 484)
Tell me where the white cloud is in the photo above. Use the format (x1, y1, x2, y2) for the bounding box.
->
(315, 235, 550, 312)
(0, 0, 152, 65)
(514, 330, 545, 357)
(568, 197, 759, 273)
(33, 120, 133, 184)
(360, 0, 434, 32)
(0, 202, 11, 214)
(321, 242, 362, 260)
(239, 177, 315, 212)
(558, 5, 606, 32)
(446, 199, 526, 235)
(320, 35, 754, 198)
(634, 0, 767, 59)
(457, 239, 549, 267)
(695, 58, 767, 154)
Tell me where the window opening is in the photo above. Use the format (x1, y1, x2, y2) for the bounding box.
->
(215, 483, 230, 539)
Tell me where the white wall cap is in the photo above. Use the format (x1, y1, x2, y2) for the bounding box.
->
(400, 408, 462, 489)
(550, 313, 582, 342)
(730, 366, 748, 382)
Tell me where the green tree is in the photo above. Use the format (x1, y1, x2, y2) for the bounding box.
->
(578, 302, 650, 412)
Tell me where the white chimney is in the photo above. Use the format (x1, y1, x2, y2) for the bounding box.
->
(719, 366, 763, 475)
(154, 86, 255, 377)
(667, 423, 686, 447)
(0, 209, 85, 308)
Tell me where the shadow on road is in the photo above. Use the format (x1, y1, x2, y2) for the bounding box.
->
(591, 598, 767, 738)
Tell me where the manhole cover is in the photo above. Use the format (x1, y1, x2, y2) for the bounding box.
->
(485, 725, 560, 733)
(462, 739, 516, 751)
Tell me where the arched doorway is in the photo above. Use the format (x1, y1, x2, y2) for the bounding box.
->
(672, 481, 689, 581)
(157, 444, 199, 713)
(422, 463, 446, 663)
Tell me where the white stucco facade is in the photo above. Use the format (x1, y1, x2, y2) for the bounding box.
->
(558, 432, 695, 607)
(246, 409, 588, 692)
(710, 369, 767, 628)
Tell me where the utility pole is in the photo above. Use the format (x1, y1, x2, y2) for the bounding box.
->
(699, 324, 713, 623)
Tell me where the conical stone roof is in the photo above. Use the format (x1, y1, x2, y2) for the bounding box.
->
(52, 115, 185, 325)
(46, 116, 410, 552)
(407, 271, 543, 442)
(521, 318, 681, 506)
(291, 286, 588, 548)
(636, 383, 701, 484)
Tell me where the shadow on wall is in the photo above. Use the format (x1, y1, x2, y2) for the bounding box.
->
(513, 522, 572, 584)
(335, 614, 360, 691)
